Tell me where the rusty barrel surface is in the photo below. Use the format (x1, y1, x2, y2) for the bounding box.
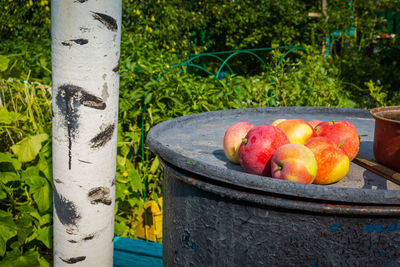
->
(146, 107, 400, 266)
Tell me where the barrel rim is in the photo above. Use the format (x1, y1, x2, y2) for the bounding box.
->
(163, 159, 400, 216)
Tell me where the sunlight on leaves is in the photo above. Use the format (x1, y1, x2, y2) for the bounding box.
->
(11, 133, 48, 163)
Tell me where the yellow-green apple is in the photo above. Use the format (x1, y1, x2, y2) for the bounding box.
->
(271, 118, 287, 127)
(314, 120, 359, 161)
(271, 144, 317, 184)
(223, 122, 254, 164)
(238, 125, 290, 176)
(305, 137, 350, 184)
(276, 119, 315, 145)
(308, 120, 323, 129)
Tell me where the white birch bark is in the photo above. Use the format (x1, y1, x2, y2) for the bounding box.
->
(51, 1, 121, 266)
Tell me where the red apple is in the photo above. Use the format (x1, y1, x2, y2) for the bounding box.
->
(238, 125, 290, 176)
(223, 122, 254, 164)
(305, 137, 350, 184)
(308, 120, 323, 129)
(271, 144, 317, 184)
(315, 120, 359, 161)
(276, 119, 315, 145)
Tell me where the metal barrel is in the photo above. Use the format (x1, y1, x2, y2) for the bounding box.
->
(147, 107, 400, 266)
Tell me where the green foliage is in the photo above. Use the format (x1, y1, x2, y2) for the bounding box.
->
(0, 0, 50, 41)
(0, 41, 52, 84)
(321, 1, 400, 101)
(122, 0, 317, 51)
(0, 80, 52, 266)
(270, 47, 355, 107)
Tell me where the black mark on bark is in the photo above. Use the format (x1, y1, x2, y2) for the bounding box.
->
(74, 0, 88, 2)
(62, 39, 88, 46)
(80, 27, 90, 32)
(83, 234, 95, 241)
(112, 60, 120, 73)
(91, 12, 117, 32)
(90, 124, 115, 149)
(78, 159, 92, 164)
(56, 85, 80, 169)
(111, 177, 116, 186)
(62, 41, 72, 47)
(53, 185, 81, 227)
(56, 84, 106, 169)
(88, 186, 112, 205)
(71, 38, 88, 45)
(66, 228, 77, 235)
(54, 179, 63, 184)
(80, 92, 106, 110)
(60, 256, 86, 264)
(68, 234, 95, 243)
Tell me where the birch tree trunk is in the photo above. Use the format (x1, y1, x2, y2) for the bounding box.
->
(51, 1, 121, 265)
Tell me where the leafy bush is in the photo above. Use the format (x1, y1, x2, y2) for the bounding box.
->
(0, 40, 51, 84)
(0, 80, 52, 266)
(322, 1, 400, 100)
(0, 0, 50, 41)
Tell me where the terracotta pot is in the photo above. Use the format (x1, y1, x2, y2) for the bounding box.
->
(370, 106, 400, 172)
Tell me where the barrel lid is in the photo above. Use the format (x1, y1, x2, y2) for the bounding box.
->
(146, 107, 400, 205)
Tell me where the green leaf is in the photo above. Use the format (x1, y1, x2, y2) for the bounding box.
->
(124, 131, 140, 142)
(29, 210, 52, 227)
(129, 169, 143, 193)
(0, 186, 7, 199)
(150, 156, 160, 174)
(144, 93, 153, 104)
(14, 215, 34, 249)
(0, 210, 18, 257)
(114, 221, 129, 237)
(23, 168, 52, 213)
(0, 107, 27, 125)
(39, 56, 47, 68)
(37, 226, 53, 248)
(27, 177, 52, 213)
(0, 172, 19, 183)
(116, 155, 126, 167)
(11, 134, 48, 162)
(39, 141, 52, 158)
(116, 172, 130, 184)
(37, 256, 51, 267)
(127, 196, 141, 208)
(0, 249, 40, 267)
(115, 182, 128, 200)
(120, 144, 130, 157)
(0, 152, 22, 171)
(21, 166, 40, 183)
(37, 153, 52, 181)
(0, 55, 10, 72)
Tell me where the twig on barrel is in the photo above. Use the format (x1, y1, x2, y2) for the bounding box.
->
(353, 156, 400, 186)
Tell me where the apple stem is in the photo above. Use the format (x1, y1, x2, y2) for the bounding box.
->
(338, 141, 345, 148)
(276, 162, 283, 171)
(242, 138, 248, 145)
(332, 120, 336, 124)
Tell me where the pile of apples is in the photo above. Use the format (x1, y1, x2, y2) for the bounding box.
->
(223, 118, 360, 184)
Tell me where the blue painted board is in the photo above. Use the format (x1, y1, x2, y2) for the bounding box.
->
(114, 237, 163, 267)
